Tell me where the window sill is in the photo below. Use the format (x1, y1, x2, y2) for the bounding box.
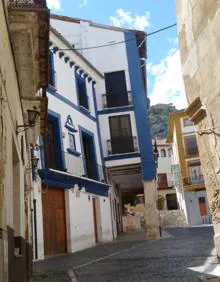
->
(79, 105, 90, 113)
(67, 148, 81, 157)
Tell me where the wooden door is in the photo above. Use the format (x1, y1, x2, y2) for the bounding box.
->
(199, 197, 207, 216)
(42, 188, 67, 255)
(92, 198, 98, 243)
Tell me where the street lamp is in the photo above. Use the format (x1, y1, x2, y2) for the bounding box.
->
(17, 109, 40, 133)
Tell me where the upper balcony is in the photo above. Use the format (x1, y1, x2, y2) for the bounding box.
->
(8, 0, 49, 99)
(102, 91, 133, 110)
(64, 152, 106, 183)
(107, 136, 139, 156)
(183, 175, 205, 187)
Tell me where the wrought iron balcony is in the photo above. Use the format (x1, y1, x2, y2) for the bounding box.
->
(64, 152, 106, 183)
(107, 136, 139, 155)
(8, 0, 47, 9)
(102, 91, 132, 109)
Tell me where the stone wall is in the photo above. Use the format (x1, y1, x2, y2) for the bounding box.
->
(159, 210, 188, 228)
(176, 0, 220, 255)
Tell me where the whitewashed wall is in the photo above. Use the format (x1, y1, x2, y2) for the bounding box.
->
(99, 196, 113, 241)
(184, 190, 210, 225)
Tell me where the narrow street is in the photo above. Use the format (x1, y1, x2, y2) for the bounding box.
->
(33, 226, 220, 282)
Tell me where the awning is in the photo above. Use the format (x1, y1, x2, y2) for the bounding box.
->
(38, 169, 109, 197)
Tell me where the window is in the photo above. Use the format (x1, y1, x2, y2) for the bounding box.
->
(68, 133, 76, 151)
(183, 118, 193, 127)
(104, 70, 129, 108)
(161, 149, 166, 157)
(199, 197, 207, 216)
(109, 115, 134, 154)
(184, 135, 198, 156)
(76, 73, 89, 110)
(49, 51, 56, 87)
(157, 173, 168, 189)
(188, 161, 204, 183)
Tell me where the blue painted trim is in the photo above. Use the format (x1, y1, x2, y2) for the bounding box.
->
(64, 56, 70, 63)
(39, 169, 109, 197)
(97, 105, 134, 115)
(104, 152, 140, 161)
(70, 61, 75, 68)
(92, 85, 106, 182)
(59, 52, 64, 59)
(125, 32, 155, 180)
(79, 126, 99, 181)
(39, 136, 45, 169)
(65, 115, 78, 133)
(67, 148, 81, 157)
(47, 87, 97, 122)
(48, 110, 66, 171)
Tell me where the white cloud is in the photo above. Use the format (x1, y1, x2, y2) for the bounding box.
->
(148, 48, 188, 109)
(79, 0, 88, 8)
(110, 9, 150, 31)
(47, 0, 61, 10)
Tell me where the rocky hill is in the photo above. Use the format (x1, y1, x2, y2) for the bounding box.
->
(149, 103, 177, 139)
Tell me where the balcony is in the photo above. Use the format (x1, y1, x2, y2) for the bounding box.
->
(183, 175, 204, 186)
(64, 152, 106, 183)
(8, 0, 49, 99)
(107, 136, 139, 155)
(102, 91, 132, 109)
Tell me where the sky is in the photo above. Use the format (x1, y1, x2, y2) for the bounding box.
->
(47, 0, 187, 109)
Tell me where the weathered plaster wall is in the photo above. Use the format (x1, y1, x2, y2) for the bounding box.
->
(176, 0, 220, 254)
(0, 0, 30, 279)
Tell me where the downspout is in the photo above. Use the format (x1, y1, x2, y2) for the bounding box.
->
(33, 199, 38, 260)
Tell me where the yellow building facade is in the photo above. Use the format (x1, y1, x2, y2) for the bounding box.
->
(167, 111, 211, 225)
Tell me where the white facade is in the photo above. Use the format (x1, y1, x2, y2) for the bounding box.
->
(33, 29, 116, 259)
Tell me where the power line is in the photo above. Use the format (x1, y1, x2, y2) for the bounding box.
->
(55, 23, 177, 52)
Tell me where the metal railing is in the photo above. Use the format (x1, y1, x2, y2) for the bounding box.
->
(183, 175, 204, 186)
(64, 152, 106, 183)
(102, 91, 132, 109)
(8, 0, 47, 8)
(202, 215, 212, 225)
(107, 136, 139, 155)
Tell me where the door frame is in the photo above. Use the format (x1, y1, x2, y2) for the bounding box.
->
(79, 126, 99, 180)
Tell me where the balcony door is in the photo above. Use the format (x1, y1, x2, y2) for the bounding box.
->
(109, 115, 134, 154)
(105, 71, 128, 108)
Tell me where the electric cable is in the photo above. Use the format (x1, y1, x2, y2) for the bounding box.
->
(55, 23, 177, 51)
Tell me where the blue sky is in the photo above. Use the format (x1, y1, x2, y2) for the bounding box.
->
(47, 0, 187, 109)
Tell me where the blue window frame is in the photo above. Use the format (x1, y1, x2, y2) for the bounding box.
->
(76, 72, 89, 110)
(49, 51, 56, 87)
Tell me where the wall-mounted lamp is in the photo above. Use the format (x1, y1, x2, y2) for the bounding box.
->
(31, 156, 39, 169)
(17, 109, 40, 134)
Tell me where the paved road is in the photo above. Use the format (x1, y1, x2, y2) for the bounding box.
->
(33, 227, 220, 282)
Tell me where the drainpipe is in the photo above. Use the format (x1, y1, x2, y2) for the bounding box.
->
(33, 199, 38, 260)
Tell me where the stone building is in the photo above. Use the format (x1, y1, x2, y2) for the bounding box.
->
(0, 0, 49, 281)
(176, 0, 220, 255)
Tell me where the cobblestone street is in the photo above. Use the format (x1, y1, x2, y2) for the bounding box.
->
(33, 227, 220, 282)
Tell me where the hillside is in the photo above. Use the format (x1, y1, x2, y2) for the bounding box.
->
(149, 103, 177, 139)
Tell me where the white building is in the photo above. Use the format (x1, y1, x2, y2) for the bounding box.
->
(155, 139, 178, 211)
(33, 28, 116, 259)
(167, 111, 211, 225)
(49, 14, 158, 239)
